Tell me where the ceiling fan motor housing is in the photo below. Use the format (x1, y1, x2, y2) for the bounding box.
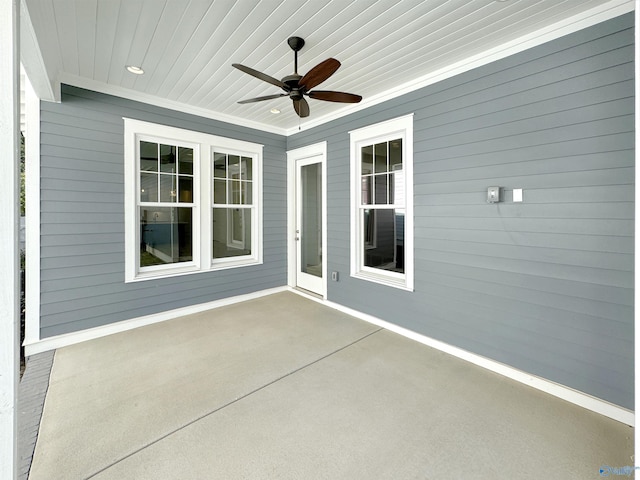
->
(232, 35, 362, 118)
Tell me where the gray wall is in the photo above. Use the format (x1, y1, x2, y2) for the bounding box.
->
(39, 85, 288, 338)
(288, 13, 634, 409)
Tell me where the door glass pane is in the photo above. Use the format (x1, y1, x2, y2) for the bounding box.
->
(140, 207, 192, 267)
(301, 163, 322, 278)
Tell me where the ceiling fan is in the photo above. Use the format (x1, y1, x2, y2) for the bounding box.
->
(232, 36, 362, 118)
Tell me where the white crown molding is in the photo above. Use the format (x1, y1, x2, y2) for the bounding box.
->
(287, 0, 635, 136)
(58, 72, 289, 137)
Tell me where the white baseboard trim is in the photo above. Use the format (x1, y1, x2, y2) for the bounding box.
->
(25, 285, 633, 426)
(287, 288, 634, 427)
(24, 286, 288, 356)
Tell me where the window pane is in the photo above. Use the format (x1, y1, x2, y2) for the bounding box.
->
(213, 179, 227, 204)
(374, 142, 387, 173)
(213, 152, 227, 178)
(390, 139, 402, 170)
(374, 174, 388, 204)
(242, 180, 252, 204)
(362, 208, 404, 274)
(243, 157, 253, 180)
(230, 180, 241, 204)
(178, 147, 193, 175)
(391, 169, 405, 205)
(140, 141, 158, 172)
(160, 144, 176, 173)
(160, 174, 177, 203)
(364, 209, 375, 247)
(212, 208, 252, 259)
(229, 155, 240, 179)
(178, 176, 193, 203)
(361, 145, 373, 175)
(361, 176, 372, 205)
(140, 207, 192, 267)
(140, 172, 158, 202)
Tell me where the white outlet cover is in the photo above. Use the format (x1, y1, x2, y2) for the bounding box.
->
(513, 188, 523, 202)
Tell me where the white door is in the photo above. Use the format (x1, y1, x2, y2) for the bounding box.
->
(295, 157, 324, 294)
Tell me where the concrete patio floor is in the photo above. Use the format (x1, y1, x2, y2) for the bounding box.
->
(28, 291, 632, 479)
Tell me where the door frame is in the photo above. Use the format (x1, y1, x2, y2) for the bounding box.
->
(287, 142, 327, 298)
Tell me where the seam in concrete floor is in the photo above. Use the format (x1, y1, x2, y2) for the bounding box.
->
(84, 327, 385, 479)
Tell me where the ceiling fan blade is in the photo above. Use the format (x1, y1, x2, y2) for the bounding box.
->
(299, 58, 340, 91)
(238, 93, 287, 104)
(293, 98, 310, 118)
(308, 90, 362, 103)
(232, 63, 288, 90)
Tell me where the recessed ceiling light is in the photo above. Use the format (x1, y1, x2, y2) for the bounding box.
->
(126, 65, 144, 75)
(270, 108, 281, 114)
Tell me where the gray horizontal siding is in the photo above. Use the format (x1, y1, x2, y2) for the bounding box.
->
(39, 84, 287, 338)
(288, 13, 634, 408)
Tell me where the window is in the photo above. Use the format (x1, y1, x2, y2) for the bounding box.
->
(138, 140, 196, 271)
(350, 115, 413, 290)
(125, 119, 262, 282)
(212, 153, 254, 262)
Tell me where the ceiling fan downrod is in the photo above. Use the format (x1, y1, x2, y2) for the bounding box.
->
(287, 36, 305, 74)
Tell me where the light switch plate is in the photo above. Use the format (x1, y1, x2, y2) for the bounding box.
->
(487, 186, 501, 203)
(513, 188, 523, 202)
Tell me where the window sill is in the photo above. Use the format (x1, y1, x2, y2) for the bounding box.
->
(351, 270, 413, 292)
(126, 259, 263, 283)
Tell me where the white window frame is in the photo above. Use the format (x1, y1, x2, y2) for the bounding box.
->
(210, 148, 260, 270)
(349, 114, 414, 291)
(124, 118, 263, 282)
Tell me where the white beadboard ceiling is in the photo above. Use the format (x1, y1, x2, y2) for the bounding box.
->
(22, 0, 633, 135)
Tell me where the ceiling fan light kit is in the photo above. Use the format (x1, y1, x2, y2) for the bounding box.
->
(232, 36, 362, 118)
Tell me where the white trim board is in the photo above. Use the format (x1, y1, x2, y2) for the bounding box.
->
(287, 288, 634, 427)
(60, 73, 288, 137)
(23, 286, 288, 356)
(24, 72, 40, 347)
(0, 1, 20, 478)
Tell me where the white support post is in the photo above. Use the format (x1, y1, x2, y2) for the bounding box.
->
(0, 0, 20, 479)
